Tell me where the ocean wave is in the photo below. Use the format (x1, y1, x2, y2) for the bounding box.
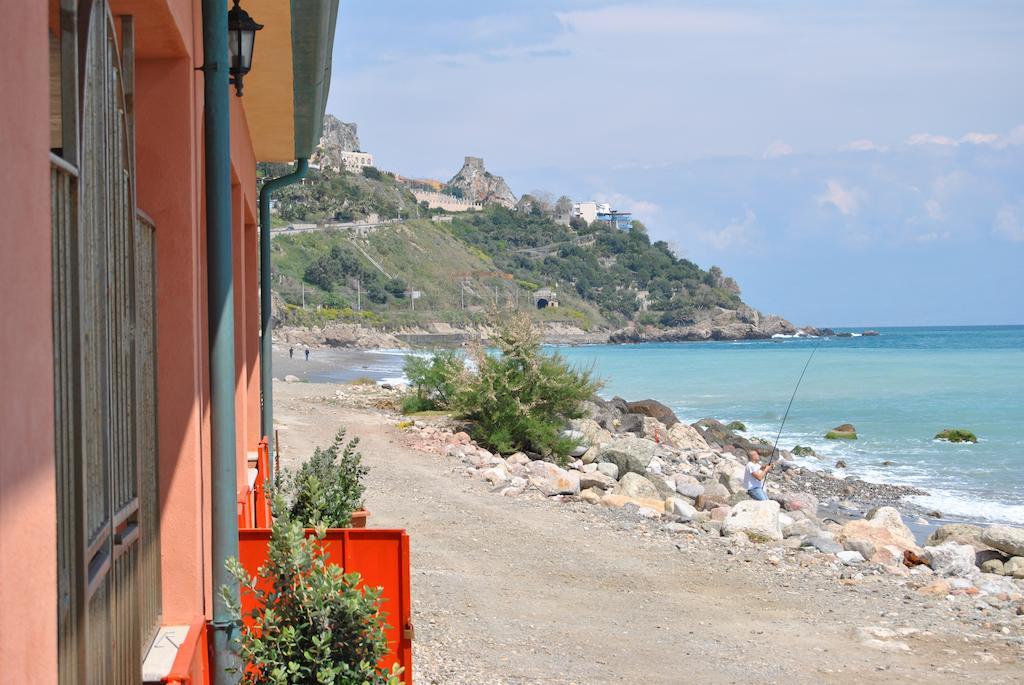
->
(909, 491, 1024, 525)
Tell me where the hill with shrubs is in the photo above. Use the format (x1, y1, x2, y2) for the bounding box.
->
(263, 161, 794, 341)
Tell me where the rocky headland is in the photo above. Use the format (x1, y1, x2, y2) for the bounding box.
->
(610, 305, 797, 343)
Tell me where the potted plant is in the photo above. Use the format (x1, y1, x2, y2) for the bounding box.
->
(224, 510, 404, 684)
(275, 428, 370, 528)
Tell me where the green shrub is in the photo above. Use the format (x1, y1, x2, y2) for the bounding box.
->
(222, 512, 402, 685)
(403, 351, 463, 410)
(274, 429, 367, 528)
(454, 313, 600, 461)
(400, 395, 437, 414)
(725, 420, 747, 432)
(348, 376, 377, 386)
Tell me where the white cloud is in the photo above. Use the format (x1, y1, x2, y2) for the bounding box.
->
(902, 126, 1024, 150)
(905, 133, 958, 146)
(960, 132, 1000, 146)
(816, 180, 861, 216)
(993, 204, 1024, 242)
(699, 209, 758, 251)
(842, 139, 888, 152)
(762, 140, 793, 159)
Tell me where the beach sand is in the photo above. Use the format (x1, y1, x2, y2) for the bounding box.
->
(272, 379, 1023, 684)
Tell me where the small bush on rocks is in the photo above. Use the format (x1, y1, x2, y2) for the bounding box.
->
(454, 313, 601, 461)
(274, 429, 367, 528)
(222, 507, 402, 685)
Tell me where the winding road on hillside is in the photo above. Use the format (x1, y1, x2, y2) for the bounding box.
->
(274, 382, 1022, 685)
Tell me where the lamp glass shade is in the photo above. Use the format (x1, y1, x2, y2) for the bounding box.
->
(228, 28, 256, 72)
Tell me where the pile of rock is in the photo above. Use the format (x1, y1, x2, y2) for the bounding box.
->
(399, 397, 1024, 603)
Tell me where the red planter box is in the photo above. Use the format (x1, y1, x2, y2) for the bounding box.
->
(237, 528, 413, 683)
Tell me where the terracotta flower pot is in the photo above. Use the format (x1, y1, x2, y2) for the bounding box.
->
(349, 509, 370, 528)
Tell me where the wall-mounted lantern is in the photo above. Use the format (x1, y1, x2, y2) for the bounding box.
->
(227, 0, 263, 97)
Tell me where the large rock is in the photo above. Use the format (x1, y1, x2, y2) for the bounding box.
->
(600, 493, 665, 513)
(675, 481, 705, 500)
(980, 525, 1024, 557)
(666, 423, 711, 452)
(926, 523, 986, 548)
(611, 413, 645, 434)
(639, 416, 670, 443)
(774, 490, 820, 514)
(721, 500, 783, 541)
(714, 463, 747, 495)
(625, 399, 680, 427)
(666, 497, 697, 520)
(613, 472, 661, 500)
(923, 542, 977, 577)
(838, 507, 920, 564)
(579, 471, 616, 491)
(826, 423, 857, 440)
(526, 461, 580, 496)
(596, 462, 619, 480)
(597, 439, 656, 476)
(577, 419, 613, 447)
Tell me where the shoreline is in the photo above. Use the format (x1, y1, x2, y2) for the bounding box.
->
(271, 343, 1017, 532)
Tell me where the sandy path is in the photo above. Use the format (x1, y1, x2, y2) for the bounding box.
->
(273, 382, 1022, 684)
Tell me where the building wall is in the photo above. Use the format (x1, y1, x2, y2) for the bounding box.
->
(0, 3, 58, 682)
(3, 2, 268, 677)
(412, 189, 483, 212)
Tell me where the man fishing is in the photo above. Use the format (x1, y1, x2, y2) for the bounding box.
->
(743, 449, 773, 500)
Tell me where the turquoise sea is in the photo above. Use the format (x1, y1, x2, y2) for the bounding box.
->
(551, 326, 1024, 525)
(313, 326, 1023, 525)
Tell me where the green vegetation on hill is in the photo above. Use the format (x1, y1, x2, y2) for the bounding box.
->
(261, 164, 420, 224)
(447, 207, 742, 325)
(265, 164, 751, 330)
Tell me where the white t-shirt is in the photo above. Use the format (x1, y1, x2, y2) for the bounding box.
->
(743, 462, 765, 491)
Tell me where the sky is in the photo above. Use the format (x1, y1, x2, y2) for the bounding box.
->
(326, 1, 1024, 327)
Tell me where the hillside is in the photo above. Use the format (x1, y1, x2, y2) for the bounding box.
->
(271, 218, 605, 332)
(263, 138, 797, 341)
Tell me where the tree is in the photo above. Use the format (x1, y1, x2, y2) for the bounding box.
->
(454, 313, 600, 460)
(555, 195, 573, 217)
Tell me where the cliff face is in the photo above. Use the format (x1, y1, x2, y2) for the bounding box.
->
(313, 114, 361, 169)
(446, 156, 517, 208)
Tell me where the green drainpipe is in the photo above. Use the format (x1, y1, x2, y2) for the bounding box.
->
(259, 159, 308, 479)
(200, 0, 240, 681)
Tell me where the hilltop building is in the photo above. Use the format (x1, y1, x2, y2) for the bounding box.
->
(339, 150, 375, 172)
(573, 201, 634, 230)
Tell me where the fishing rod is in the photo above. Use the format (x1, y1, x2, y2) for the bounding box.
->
(762, 336, 823, 485)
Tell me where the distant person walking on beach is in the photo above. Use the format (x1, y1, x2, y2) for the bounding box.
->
(289, 346, 294, 359)
(304, 348, 310, 362)
(743, 449, 772, 501)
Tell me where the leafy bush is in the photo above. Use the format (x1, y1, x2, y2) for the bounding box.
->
(402, 351, 463, 411)
(222, 511, 402, 685)
(274, 429, 367, 528)
(399, 395, 436, 414)
(454, 313, 600, 460)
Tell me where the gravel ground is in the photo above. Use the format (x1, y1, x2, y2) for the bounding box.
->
(273, 381, 1024, 684)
